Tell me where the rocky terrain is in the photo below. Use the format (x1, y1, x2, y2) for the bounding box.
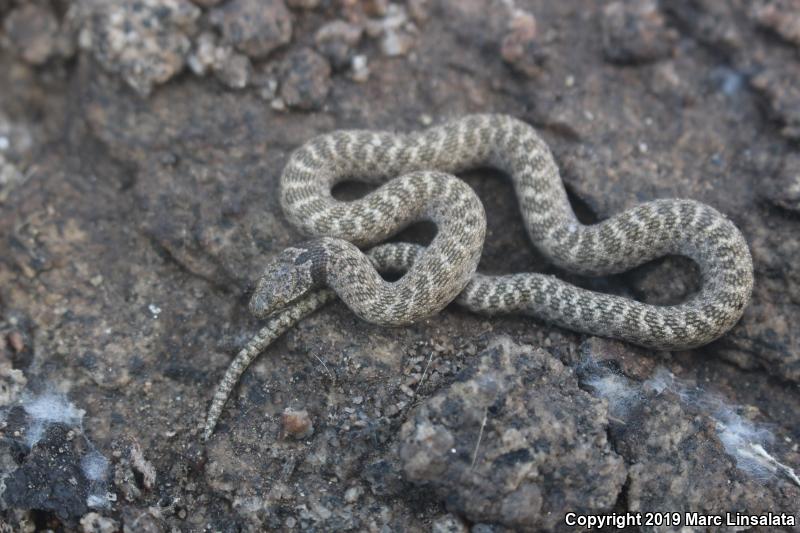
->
(0, 0, 799, 531)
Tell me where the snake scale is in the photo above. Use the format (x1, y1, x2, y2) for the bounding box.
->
(202, 114, 753, 440)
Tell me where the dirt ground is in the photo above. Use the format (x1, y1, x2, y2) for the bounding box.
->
(0, 0, 799, 532)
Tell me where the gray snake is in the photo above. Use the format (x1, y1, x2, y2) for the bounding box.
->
(202, 114, 754, 440)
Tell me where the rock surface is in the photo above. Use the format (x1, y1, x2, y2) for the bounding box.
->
(400, 340, 626, 532)
(1, 0, 799, 531)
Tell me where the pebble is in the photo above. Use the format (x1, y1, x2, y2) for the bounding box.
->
(3, 3, 61, 65)
(343, 485, 363, 503)
(188, 32, 252, 89)
(282, 408, 314, 438)
(279, 48, 332, 110)
(79, 512, 118, 533)
(350, 54, 370, 82)
(315, 20, 364, 71)
(500, 9, 547, 78)
(210, 0, 293, 59)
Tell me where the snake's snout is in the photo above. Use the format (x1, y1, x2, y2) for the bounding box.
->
(248, 262, 295, 318)
(249, 251, 318, 318)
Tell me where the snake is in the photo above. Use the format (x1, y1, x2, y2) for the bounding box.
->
(202, 114, 754, 440)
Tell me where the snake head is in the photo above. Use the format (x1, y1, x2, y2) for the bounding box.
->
(249, 244, 323, 319)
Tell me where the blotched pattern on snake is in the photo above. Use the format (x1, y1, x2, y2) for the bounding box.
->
(203, 114, 753, 440)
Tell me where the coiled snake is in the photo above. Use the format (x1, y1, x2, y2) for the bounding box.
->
(202, 114, 753, 440)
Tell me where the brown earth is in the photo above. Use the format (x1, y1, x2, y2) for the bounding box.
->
(0, 0, 798, 531)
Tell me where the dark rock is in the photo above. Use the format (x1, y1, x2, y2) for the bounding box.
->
(399, 339, 626, 532)
(577, 357, 800, 522)
(2, 424, 92, 527)
(210, 0, 293, 59)
(601, 0, 678, 64)
(279, 48, 331, 110)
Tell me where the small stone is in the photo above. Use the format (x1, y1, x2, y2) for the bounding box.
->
(80, 512, 118, 533)
(279, 48, 331, 110)
(501, 10, 547, 78)
(365, 3, 417, 57)
(0, 361, 26, 405)
(211, 0, 293, 59)
(343, 485, 363, 503)
(431, 513, 468, 533)
(282, 408, 313, 438)
(129, 441, 156, 490)
(215, 52, 252, 89)
(315, 20, 363, 71)
(380, 30, 416, 57)
(350, 54, 370, 82)
(191, 0, 224, 6)
(601, 0, 678, 64)
(187, 32, 252, 89)
(363, 0, 389, 17)
(7, 331, 24, 353)
(271, 97, 287, 111)
(407, 0, 431, 23)
(3, 3, 60, 65)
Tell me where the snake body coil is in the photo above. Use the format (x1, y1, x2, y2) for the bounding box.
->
(259, 114, 753, 349)
(203, 114, 754, 439)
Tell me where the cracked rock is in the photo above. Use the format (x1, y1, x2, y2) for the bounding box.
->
(210, 0, 293, 59)
(399, 339, 626, 532)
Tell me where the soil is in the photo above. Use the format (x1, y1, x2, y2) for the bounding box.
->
(0, 0, 798, 531)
